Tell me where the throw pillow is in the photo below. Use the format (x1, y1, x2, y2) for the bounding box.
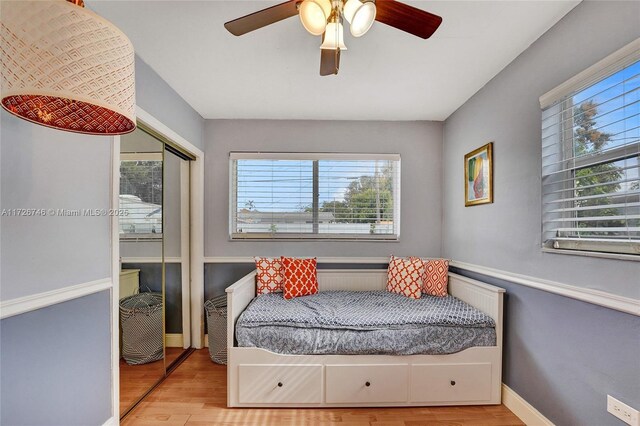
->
(281, 257, 318, 300)
(254, 257, 283, 295)
(386, 255, 423, 299)
(417, 258, 449, 297)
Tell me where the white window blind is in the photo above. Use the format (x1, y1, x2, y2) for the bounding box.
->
(541, 44, 639, 257)
(230, 153, 401, 240)
(119, 154, 163, 238)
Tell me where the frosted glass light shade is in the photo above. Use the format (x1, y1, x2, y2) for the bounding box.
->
(299, 0, 332, 36)
(320, 22, 347, 50)
(0, 0, 136, 135)
(342, 0, 361, 24)
(349, 1, 376, 37)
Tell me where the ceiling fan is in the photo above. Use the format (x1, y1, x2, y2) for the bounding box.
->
(224, 0, 442, 76)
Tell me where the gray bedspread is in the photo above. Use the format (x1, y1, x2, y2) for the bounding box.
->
(236, 291, 496, 355)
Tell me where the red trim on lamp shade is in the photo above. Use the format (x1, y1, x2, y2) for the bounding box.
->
(2, 95, 135, 136)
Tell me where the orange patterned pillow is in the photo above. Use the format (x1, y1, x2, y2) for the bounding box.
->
(281, 257, 318, 300)
(386, 255, 423, 299)
(254, 257, 283, 295)
(419, 258, 449, 297)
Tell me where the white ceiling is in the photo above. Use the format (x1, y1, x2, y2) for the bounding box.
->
(89, 1, 579, 121)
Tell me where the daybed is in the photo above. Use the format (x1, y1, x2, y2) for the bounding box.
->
(225, 269, 504, 407)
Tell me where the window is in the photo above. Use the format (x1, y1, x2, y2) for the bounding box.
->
(119, 153, 163, 238)
(230, 153, 400, 240)
(541, 43, 639, 257)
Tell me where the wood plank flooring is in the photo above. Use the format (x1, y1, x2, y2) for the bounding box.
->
(121, 347, 187, 416)
(123, 350, 524, 426)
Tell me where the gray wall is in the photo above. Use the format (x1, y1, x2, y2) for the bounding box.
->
(136, 55, 205, 151)
(452, 267, 640, 426)
(204, 119, 443, 259)
(0, 291, 112, 426)
(442, 1, 640, 424)
(0, 112, 112, 300)
(0, 110, 112, 425)
(442, 1, 640, 299)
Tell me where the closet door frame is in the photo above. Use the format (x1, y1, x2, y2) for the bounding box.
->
(110, 106, 205, 422)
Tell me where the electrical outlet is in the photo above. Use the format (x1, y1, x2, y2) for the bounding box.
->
(608, 395, 640, 426)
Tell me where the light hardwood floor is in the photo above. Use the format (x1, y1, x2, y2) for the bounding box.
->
(121, 347, 187, 416)
(123, 350, 524, 425)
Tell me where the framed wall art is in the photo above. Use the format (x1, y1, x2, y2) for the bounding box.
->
(464, 142, 493, 206)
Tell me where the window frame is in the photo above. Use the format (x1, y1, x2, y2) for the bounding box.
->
(229, 152, 401, 241)
(539, 38, 640, 260)
(119, 152, 164, 241)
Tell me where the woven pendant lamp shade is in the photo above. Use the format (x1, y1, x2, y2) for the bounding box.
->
(0, 0, 136, 135)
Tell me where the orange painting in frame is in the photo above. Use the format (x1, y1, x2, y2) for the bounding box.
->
(464, 142, 493, 206)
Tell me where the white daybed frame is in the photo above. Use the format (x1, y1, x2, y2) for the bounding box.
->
(226, 269, 504, 408)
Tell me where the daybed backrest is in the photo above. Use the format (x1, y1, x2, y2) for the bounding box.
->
(318, 269, 387, 291)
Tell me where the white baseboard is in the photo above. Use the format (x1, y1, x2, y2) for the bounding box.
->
(102, 415, 118, 426)
(204, 333, 209, 348)
(0, 278, 113, 319)
(450, 261, 639, 316)
(502, 384, 554, 426)
(165, 333, 184, 348)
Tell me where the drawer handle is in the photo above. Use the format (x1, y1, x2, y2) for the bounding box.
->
(365, 381, 371, 387)
(450, 380, 456, 386)
(277, 382, 283, 387)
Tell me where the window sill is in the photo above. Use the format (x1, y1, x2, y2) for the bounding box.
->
(541, 247, 639, 262)
(120, 235, 163, 242)
(230, 236, 400, 243)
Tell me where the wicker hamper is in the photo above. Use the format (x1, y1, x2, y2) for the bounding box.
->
(204, 295, 228, 364)
(119, 292, 164, 365)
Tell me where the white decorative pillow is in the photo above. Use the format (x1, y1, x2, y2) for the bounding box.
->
(254, 257, 283, 295)
(386, 255, 423, 299)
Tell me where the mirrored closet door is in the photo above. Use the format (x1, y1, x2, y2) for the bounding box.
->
(118, 125, 193, 419)
(119, 126, 166, 417)
(162, 142, 192, 372)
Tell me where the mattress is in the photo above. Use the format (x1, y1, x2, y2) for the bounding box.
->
(236, 291, 496, 355)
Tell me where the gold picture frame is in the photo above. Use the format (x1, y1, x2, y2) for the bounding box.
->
(464, 142, 493, 207)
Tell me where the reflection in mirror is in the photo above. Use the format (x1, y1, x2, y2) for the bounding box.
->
(162, 146, 191, 371)
(118, 127, 165, 418)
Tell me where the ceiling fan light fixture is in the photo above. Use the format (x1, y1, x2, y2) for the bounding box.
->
(299, 0, 332, 36)
(320, 21, 347, 50)
(342, 0, 359, 23)
(349, 1, 376, 37)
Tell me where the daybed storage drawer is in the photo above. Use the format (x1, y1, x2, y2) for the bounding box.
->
(238, 364, 322, 404)
(410, 363, 492, 403)
(326, 364, 409, 403)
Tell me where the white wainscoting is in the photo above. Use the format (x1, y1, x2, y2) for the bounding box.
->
(450, 261, 640, 316)
(204, 257, 638, 315)
(203, 256, 390, 264)
(0, 278, 113, 319)
(120, 257, 182, 264)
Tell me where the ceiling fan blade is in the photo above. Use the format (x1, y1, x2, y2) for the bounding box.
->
(374, 0, 442, 39)
(320, 49, 340, 76)
(224, 1, 299, 36)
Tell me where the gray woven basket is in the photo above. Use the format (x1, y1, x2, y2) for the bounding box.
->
(120, 292, 164, 366)
(204, 295, 227, 364)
